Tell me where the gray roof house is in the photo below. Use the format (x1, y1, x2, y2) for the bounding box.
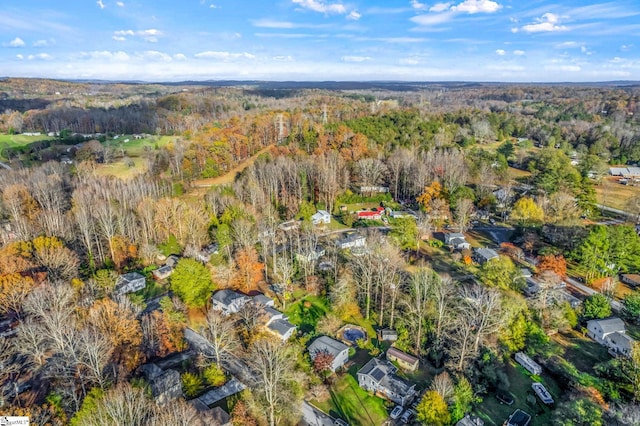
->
(140, 363, 182, 406)
(308, 336, 350, 372)
(253, 294, 275, 307)
(357, 357, 417, 406)
(473, 248, 499, 264)
(211, 289, 250, 315)
(115, 272, 146, 295)
(444, 232, 471, 250)
(196, 244, 219, 263)
(296, 246, 326, 263)
(587, 317, 635, 356)
(152, 264, 173, 280)
(311, 210, 331, 225)
(336, 232, 366, 250)
(267, 318, 297, 341)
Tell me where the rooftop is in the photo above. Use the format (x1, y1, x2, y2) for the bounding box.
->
(588, 317, 626, 334)
(309, 336, 349, 358)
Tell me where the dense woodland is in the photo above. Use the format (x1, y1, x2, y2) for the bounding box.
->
(1, 78, 640, 425)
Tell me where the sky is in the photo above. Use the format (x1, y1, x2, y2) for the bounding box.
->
(1, 0, 639, 82)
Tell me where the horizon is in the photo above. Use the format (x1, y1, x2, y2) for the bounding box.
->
(1, 0, 639, 82)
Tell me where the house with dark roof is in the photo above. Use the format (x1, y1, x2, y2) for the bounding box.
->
(444, 232, 471, 250)
(211, 289, 250, 315)
(505, 409, 531, 426)
(386, 347, 419, 372)
(196, 244, 219, 263)
(587, 317, 635, 356)
(197, 376, 246, 407)
(267, 318, 297, 341)
(140, 363, 183, 406)
(473, 248, 499, 264)
(114, 272, 146, 295)
(308, 336, 350, 372)
(621, 274, 640, 288)
(152, 265, 173, 280)
(456, 414, 484, 426)
(357, 357, 416, 406)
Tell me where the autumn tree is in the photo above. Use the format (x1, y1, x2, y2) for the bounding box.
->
(417, 181, 444, 212)
(200, 308, 238, 364)
(170, 258, 215, 308)
(510, 196, 544, 226)
(416, 390, 450, 426)
(234, 247, 264, 293)
(0, 272, 35, 317)
(538, 254, 567, 278)
(31, 235, 79, 281)
(312, 350, 335, 376)
(478, 255, 518, 291)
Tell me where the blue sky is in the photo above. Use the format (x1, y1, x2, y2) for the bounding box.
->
(1, 0, 638, 82)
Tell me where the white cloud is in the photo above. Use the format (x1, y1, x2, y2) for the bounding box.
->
(79, 50, 131, 61)
(140, 50, 172, 62)
(112, 29, 163, 42)
(341, 55, 371, 62)
(495, 49, 506, 55)
(581, 46, 593, 55)
(430, 2, 452, 12)
(194, 51, 256, 60)
(621, 44, 633, 51)
(97, 0, 105, 9)
(411, 0, 427, 9)
(292, 0, 346, 14)
(28, 53, 52, 60)
(251, 19, 329, 29)
(546, 64, 581, 72)
(16, 54, 24, 60)
(520, 13, 568, 33)
(272, 55, 294, 61)
(513, 50, 525, 55)
(116, 1, 124, 6)
(555, 41, 579, 49)
(347, 10, 361, 20)
(113, 36, 127, 41)
(451, 0, 501, 14)
(209, 4, 217, 8)
(4, 37, 25, 47)
(33, 39, 53, 47)
(173, 53, 187, 61)
(399, 57, 420, 65)
(114, 30, 135, 36)
(411, 11, 456, 26)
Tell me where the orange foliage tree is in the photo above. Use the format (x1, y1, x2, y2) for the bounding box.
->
(110, 236, 138, 271)
(234, 247, 264, 293)
(0, 241, 34, 274)
(538, 254, 567, 278)
(0, 272, 35, 316)
(416, 181, 444, 212)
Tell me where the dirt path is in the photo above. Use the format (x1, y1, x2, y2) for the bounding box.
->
(189, 144, 275, 196)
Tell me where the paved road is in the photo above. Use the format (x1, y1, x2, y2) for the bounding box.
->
(564, 276, 622, 313)
(596, 204, 636, 220)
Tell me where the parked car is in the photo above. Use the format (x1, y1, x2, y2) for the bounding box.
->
(390, 405, 404, 419)
(496, 391, 514, 406)
(401, 409, 416, 424)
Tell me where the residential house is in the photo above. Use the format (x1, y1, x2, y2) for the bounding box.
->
(357, 207, 385, 221)
(444, 232, 471, 250)
(267, 318, 297, 341)
(211, 289, 250, 315)
(278, 220, 300, 232)
(377, 328, 398, 342)
(196, 244, 219, 263)
(152, 265, 173, 280)
(301, 401, 341, 426)
(296, 246, 326, 263)
(456, 414, 484, 426)
(311, 210, 331, 225)
(165, 254, 180, 268)
(386, 347, 419, 372)
(587, 317, 635, 356)
(197, 376, 246, 407)
(336, 232, 366, 250)
(252, 294, 275, 307)
(389, 210, 417, 219)
(114, 272, 146, 295)
(140, 363, 182, 406)
(357, 357, 417, 406)
(308, 336, 350, 372)
(359, 186, 389, 194)
(621, 274, 640, 288)
(473, 248, 499, 264)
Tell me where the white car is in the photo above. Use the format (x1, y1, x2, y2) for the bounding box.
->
(401, 409, 416, 424)
(390, 405, 404, 419)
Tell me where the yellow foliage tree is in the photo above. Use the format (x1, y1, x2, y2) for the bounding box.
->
(417, 181, 444, 212)
(511, 196, 544, 225)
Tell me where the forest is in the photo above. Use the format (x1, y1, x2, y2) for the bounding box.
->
(1, 78, 640, 425)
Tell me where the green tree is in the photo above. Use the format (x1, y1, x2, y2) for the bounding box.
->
(623, 293, 640, 323)
(416, 390, 450, 426)
(170, 258, 215, 308)
(389, 217, 419, 251)
(216, 223, 233, 259)
(478, 255, 518, 290)
(497, 141, 514, 159)
(551, 398, 603, 426)
(450, 376, 478, 422)
(510, 197, 544, 225)
(181, 372, 204, 398)
(203, 363, 227, 387)
(582, 294, 611, 320)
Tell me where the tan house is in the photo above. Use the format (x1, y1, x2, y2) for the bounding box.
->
(386, 347, 419, 372)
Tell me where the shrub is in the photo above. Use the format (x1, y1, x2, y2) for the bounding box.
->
(203, 364, 227, 387)
(181, 372, 204, 398)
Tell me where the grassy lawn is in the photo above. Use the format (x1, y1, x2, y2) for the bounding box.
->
(313, 373, 389, 426)
(551, 330, 610, 375)
(284, 295, 330, 334)
(104, 135, 175, 156)
(595, 176, 640, 211)
(475, 361, 558, 426)
(94, 157, 148, 179)
(0, 133, 55, 148)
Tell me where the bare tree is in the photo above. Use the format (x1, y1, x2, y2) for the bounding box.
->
(454, 198, 475, 232)
(460, 284, 505, 353)
(248, 337, 301, 426)
(200, 308, 239, 364)
(403, 267, 436, 355)
(430, 371, 455, 402)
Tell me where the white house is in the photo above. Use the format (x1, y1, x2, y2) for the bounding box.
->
(336, 232, 366, 250)
(357, 358, 416, 406)
(308, 336, 350, 372)
(115, 272, 146, 295)
(587, 317, 635, 356)
(311, 210, 331, 225)
(473, 248, 499, 264)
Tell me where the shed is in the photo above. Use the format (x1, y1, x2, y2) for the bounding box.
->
(377, 328, 398, 342)
(514, 352, 542, 375)
(386, 347, 419, 372)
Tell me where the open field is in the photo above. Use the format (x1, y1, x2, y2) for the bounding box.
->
(284, 295, 330, 334)
(103, 135, 176, 156)
(0, 133, 56, 147)
(94, 157, 149, 180)
(595, 176, 640, 212)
